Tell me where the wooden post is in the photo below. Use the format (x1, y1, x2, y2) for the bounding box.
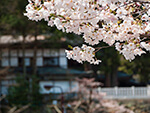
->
(147, 85, 150, 96)
(32, 35, 38, 75)
(115, 86, 118, 96)
(22, 36, 26, 76)
(132, 86, 135, 96)
(98, 87, 101, 93)
(8, 48, 11, 67)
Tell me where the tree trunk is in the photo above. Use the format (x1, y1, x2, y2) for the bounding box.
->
(111, 70, 118, 87)
(32, 36, 37, 75)
(0, 81, 2, 113)
(105, 73, 111, 87)
(22, 36, 26, 76)
(32, 23, 38, 75)
(84, 63, 91, 71)
(87, 89, 92, 113)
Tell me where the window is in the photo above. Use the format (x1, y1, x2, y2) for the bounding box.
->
(18, 57, 31, 67)
(43, 57, 59, 66)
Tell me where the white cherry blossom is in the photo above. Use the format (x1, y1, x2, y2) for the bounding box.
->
(24, 0, 150, 64)
(66, 44, 101, 64)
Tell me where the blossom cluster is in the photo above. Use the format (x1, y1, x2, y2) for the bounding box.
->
(71, 78, 134, 113)
(25, 0, 150, 64)
(65, 44, 101, 64)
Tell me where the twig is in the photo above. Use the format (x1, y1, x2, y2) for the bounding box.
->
(73, 100, 82, 111)
(134, 7, 150, 19)
(53, 105, 62, 113)
(95, 45, 112, 52)
(8, 107, 17, 113)
(70, 16, 97, 21)
(0, 67, 9, 75)
(117, 1, 134, 9)
(140, 34, 150, 39)
(133, 0, 150, 4)
(47, 105, 62, 113)
(13, 104, 30, 113)
(0, 95, 6, 102)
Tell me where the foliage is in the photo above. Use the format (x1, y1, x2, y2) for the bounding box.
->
(118, 56, 136, 75)
(7, 75, 43, 109)
(98, 44, 120, 73)
(134, 54, 150, 82)
(0, 0, 80, 41)
(118, 53, 150, 83)
(65, 78, 134, 113)
(0, 0, 45, 36)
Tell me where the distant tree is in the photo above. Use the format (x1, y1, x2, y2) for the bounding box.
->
(0, 0, 81, 75)
(65, 78, 133, 113)
(97, 44, 120, 87)
(0, 0, 41, 75)
(23, 0, 150, 87)
(7, 75, 42, 111)
(134, 54, 150, 83)
(118, 57, 136, 75)
(118, 53, 150, 83)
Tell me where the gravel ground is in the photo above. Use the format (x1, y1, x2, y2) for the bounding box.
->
(117, 99, 150, 113)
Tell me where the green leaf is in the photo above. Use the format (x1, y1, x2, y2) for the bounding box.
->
(68, 45, 73, 49)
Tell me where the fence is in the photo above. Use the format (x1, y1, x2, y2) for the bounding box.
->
(98, 86, 150, 99)
(1, 79, 150, 99)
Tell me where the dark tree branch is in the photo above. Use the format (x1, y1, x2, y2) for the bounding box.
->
(140, 34, 150, 39)
(13, 104, 30, 113)
(0, 95, 6, 102)
(133, 0, 150, 4)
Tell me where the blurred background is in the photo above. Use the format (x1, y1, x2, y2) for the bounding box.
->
(0, 0, 150, 113)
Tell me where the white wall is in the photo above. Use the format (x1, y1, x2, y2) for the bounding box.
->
(10, 50, 17, 57)
(0, 80, 16, 95)
(1, 80, 79, 95)
(59, 57, 67, 69)
(59, 49, 67, 69)
(1, 49, 67, 68)
(2, 49, 8, 57)
(37, 50, 42, 56)
(39, 81, 78, 94)
(44, 49, 59, 57)
(36, 57, 43, 66)
(59, 49, 66, 56)
(1, 58, 9, 67)
(10, 58, 18, 66)
(25, 50, 34, 57)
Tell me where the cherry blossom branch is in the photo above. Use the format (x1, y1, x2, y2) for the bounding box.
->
(69, 16, 98, 21)
(95, 46, 112, 53)
(134, 7, 150, 19)
(140, 34, 150, 39)
(117, 1, 134, 9)
(73, 101, 82, 112)
(25, 0, 150, 64)
(133, 0, 150, 4)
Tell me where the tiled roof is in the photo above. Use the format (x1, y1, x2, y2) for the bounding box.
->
(0, 35, 45, 44)
(13, 67, 87, 75)
(97, 72, 131, 79)
(38, 67, 87, 75)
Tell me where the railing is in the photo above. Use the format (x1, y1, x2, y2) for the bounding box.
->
(1, 80, 150, 100)
(98, 86, 150, 99)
